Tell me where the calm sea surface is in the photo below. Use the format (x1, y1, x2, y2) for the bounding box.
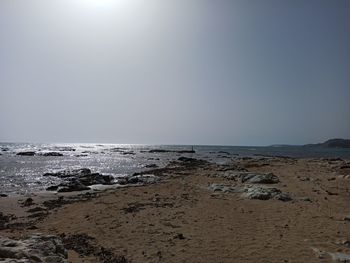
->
(1, 142, 350, 195)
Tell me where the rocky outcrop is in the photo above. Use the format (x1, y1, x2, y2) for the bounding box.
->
(44, 168, 115, 192)
(0, 235, 67, 263)
(208, 184, 291, 201)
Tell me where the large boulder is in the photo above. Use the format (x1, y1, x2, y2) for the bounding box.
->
(0, 235, 67, 263)
(243, 185, 291, 201)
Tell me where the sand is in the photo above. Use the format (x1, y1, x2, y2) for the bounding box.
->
(1, 157, 350, 262)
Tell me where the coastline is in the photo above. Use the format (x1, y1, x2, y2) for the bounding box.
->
(1, 156, 350, 262)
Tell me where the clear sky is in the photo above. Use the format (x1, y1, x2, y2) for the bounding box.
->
(0, 0, 349, 146)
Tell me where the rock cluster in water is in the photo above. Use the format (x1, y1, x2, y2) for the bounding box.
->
(44, 168, 160, 193)
(44, 168, 114, 192)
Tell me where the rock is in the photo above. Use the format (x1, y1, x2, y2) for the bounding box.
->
(40, 152, 64, 157)
(0, 193, 8, 197)
(123, 175, 160, 185)
(299, 197, 312, 202)
(339, 240, 350, 247)
(343, 215, 350, 221)
(275, 193, 293, 202)
(214, 171, 279, 184)
(22, 198, 34, 207)
(174, 233, 185, 240)
(120, 151, 135, 155)
(78, 173, 114, 186)
(16, 151, 35, 156)
(0, 212, 14, 230)
(329, 252, 350, 262)
(312, 247, 327, 259)
(242, 185, 291, 201)
(46, 186, 59, 191)
(43, 168, 116, 192)
(0, 235, 67, 263)
(57, 181, 90, 192)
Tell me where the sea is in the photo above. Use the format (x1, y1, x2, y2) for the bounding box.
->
(1, 142, 350, 195)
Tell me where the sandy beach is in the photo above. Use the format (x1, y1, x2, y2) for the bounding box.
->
(1, 156, 350, 262)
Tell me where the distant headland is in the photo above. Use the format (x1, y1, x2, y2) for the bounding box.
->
(304, 138, 350, 148)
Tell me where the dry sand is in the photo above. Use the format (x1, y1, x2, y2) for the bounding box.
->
(1, 157, 350, 262)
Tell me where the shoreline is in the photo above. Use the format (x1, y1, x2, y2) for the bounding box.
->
(1, 156, 350, 262)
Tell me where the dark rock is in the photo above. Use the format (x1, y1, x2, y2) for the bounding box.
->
(46, 185, 59, 191)
(27, 206, 47, 213)
(41, 152, 64, 156)
(58, 181, 90, 192)
(145, 164, 158, 168)
(23, 198, 34, 207)
(124, 175, 160, 185)
(174, 233, 185, 240)
(218, 151, 231, 155)
(0, 193, 8, 197)
(121, 151, 135, 155)
(56, 147, 76, 151)
(44, 168, 116, 192)
(0, 212, 14, 230)
(275, 193, 293, 202)
(16, 151, 36, 156)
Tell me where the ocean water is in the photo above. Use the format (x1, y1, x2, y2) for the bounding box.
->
(1, 142, 350, 195)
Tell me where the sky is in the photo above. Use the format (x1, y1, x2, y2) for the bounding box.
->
(0, 0, 349, 146)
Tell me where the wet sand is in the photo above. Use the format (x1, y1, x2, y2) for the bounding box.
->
(1, 157, 350, 262)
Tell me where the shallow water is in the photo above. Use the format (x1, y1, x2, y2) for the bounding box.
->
(1, 142, 350, 195)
